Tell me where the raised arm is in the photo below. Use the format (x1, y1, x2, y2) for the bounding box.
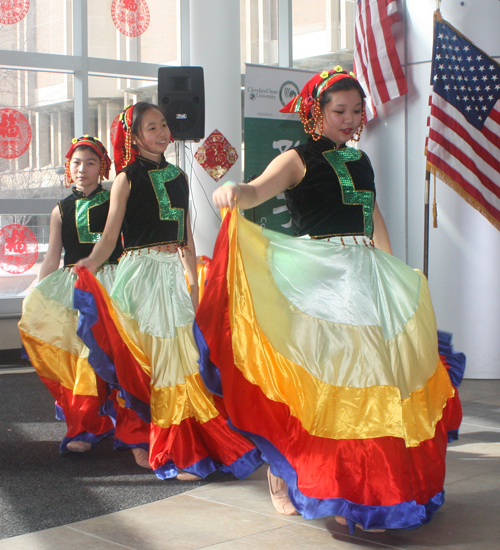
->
(373, 202, 393, 255)
(213, 149, 304, 210)
(39, 206, 63, 281)
(75, 172, 130, 272)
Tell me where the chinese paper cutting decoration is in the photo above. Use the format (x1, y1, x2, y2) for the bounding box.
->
(0, 224, 38, 274)
(0, 0, 29, 25)
(111, 0, 150, 38)
(0, 108, 32, 159)
(194, 129, 239, 182)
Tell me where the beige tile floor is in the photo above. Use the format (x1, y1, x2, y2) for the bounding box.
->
(2, 379, 500, 550)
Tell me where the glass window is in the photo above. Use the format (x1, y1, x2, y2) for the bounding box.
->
(88, 0, 178, 64)
(88, 74, 159, 178)
(0, 0, 70, 54)
(241, 0, 278, 68)
(293, 0, 326, 36)
(292, 0, 355, 72)
(0, 212, 54, 299)
(0, 70, 74, 199)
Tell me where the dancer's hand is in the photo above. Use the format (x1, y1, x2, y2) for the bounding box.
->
(212, 182, 241, 210)
(73, 257, 99, 274)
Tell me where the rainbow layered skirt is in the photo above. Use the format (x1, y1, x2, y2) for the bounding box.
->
(19, 266, 117, 451)
(74, 249, 263, 479)
(194, 210, 463, 530)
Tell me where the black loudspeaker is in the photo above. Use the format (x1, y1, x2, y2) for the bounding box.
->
(158, 66, 205, 141)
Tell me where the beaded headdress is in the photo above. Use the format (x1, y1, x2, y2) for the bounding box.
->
(64, 135, 111, 187)
(113, 104, 136, 173)
(280, 66, 364, 141)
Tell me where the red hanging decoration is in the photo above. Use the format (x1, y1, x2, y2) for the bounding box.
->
(110, 114, 121, 153)
(111, 0, 150, 38)
(194, 129, 239, 183)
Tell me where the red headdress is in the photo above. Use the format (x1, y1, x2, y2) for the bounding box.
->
(280, 66, 364, 141)
(113, 104, 136, 173)
(64, 135, 112, 187)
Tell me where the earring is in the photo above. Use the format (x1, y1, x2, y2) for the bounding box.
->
(352, 110, 365, 142)
(64, 164, 73, 187)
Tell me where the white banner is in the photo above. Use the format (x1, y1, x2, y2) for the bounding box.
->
(244, 64, 315, 120)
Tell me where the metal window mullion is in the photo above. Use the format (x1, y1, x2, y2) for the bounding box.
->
(73, 0, 89, 137)
(178, 0, 190, 65)
(278, 0, 292, 67)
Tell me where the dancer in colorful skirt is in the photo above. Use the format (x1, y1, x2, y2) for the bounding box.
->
(19, 136, 124, 454)
(73, 103, 263, 478)
(197, 67, 463, 531)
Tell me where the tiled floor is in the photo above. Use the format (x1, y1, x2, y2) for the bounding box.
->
(2, 379, 500, 550)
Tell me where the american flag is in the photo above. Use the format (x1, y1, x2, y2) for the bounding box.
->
(353, 0, 408, 118)
(426, 13, 500, 231)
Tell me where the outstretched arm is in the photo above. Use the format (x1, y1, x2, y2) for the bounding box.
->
(212, 149, 304, 210)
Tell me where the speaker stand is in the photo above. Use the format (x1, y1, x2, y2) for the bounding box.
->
(175, 140, 186, 172)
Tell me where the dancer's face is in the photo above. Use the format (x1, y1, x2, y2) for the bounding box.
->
(134, 108, 171, 162)
(320, 88, 363, 146)
(70, 148, 101, 195)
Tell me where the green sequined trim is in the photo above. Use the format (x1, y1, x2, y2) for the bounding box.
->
(75, 191, 109, 243)
(323, 148, 374, 236)
(293, 96, 302, 113)
(148, 165, 185, 242)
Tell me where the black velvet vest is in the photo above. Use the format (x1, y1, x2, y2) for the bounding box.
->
(121, 156, 189, 250)
(59, 186, 123, 267)
(285, 136, 376, 238)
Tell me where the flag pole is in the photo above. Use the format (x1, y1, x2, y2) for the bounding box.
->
(424, 3, 440, 279)
(423, 170, 431, 278)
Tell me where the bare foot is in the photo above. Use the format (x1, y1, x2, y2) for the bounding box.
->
(267, 467, 299, 515)
(66, 440, 92, 453)
(335, 516, 347, 526)
(176, 471, 202, 481)
(132, 447, 151, 469)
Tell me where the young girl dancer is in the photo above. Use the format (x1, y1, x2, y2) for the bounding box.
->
(74, 102, 262, 478)
(19, 136, 122, 453)
(197, 68, 463, 531)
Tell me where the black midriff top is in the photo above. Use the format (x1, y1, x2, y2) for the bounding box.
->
(285, 136, 376, 238)
(121, 156, 189, 250)
(59, 186, 123, 267)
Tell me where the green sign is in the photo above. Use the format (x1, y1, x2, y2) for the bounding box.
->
(243, 117, 307, 235)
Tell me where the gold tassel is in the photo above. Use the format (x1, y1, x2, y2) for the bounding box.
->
(432, 172, 438, 228)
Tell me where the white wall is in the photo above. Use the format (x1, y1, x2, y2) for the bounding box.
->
(362, 0, 500, 378)
(0, 318, 22, 350)
(189, 0, 242, 257)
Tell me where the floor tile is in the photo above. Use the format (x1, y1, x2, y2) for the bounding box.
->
(0, 526, 132, 550)
(204, 522, 398, 549)
(458, 380, 500, 402)
(3, 379, 500, 550)
(68, 494, 294, 550)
